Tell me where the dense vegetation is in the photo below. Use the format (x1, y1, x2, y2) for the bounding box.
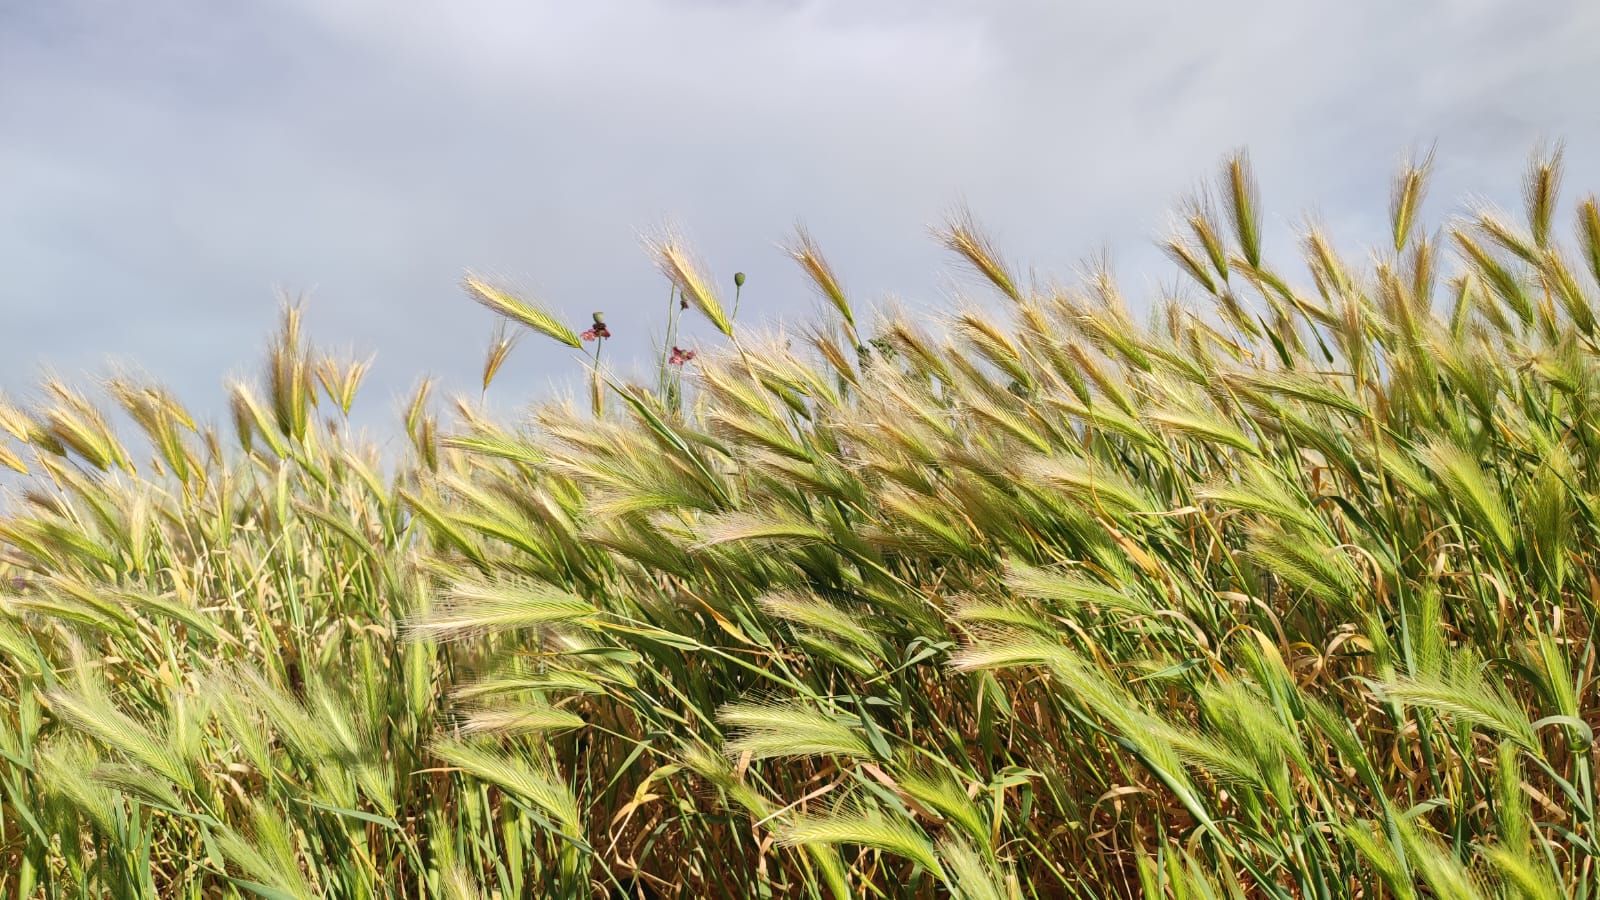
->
(4, 150, 1600, 898)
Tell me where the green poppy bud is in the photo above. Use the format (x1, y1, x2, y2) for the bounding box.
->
(733, 272, 746, 288)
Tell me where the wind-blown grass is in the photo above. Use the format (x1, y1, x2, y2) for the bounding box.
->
(4, 148, 1600, 897)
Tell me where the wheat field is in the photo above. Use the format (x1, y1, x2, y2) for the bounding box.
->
(3, 149, 1600, 897)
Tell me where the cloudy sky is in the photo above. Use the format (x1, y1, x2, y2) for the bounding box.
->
(3, 0, 1598, 434)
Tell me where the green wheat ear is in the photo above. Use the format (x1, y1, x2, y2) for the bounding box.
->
(464, 275, 583, 348)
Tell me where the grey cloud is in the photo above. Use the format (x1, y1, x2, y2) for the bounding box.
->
(3, 0, 1598, 432)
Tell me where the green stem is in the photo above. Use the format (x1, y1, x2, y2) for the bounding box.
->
(591, 338, 605, 418)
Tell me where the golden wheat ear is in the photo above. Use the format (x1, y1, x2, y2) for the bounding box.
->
(785, 224, 857, 335)
(649, 232, 734, 336)
(937, 207, 1023, 304)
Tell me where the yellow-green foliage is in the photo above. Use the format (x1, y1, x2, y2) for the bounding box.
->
(5, 149, 1600, 898)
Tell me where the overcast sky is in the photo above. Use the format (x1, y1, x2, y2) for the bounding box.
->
(4, 0, 1599, 436)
